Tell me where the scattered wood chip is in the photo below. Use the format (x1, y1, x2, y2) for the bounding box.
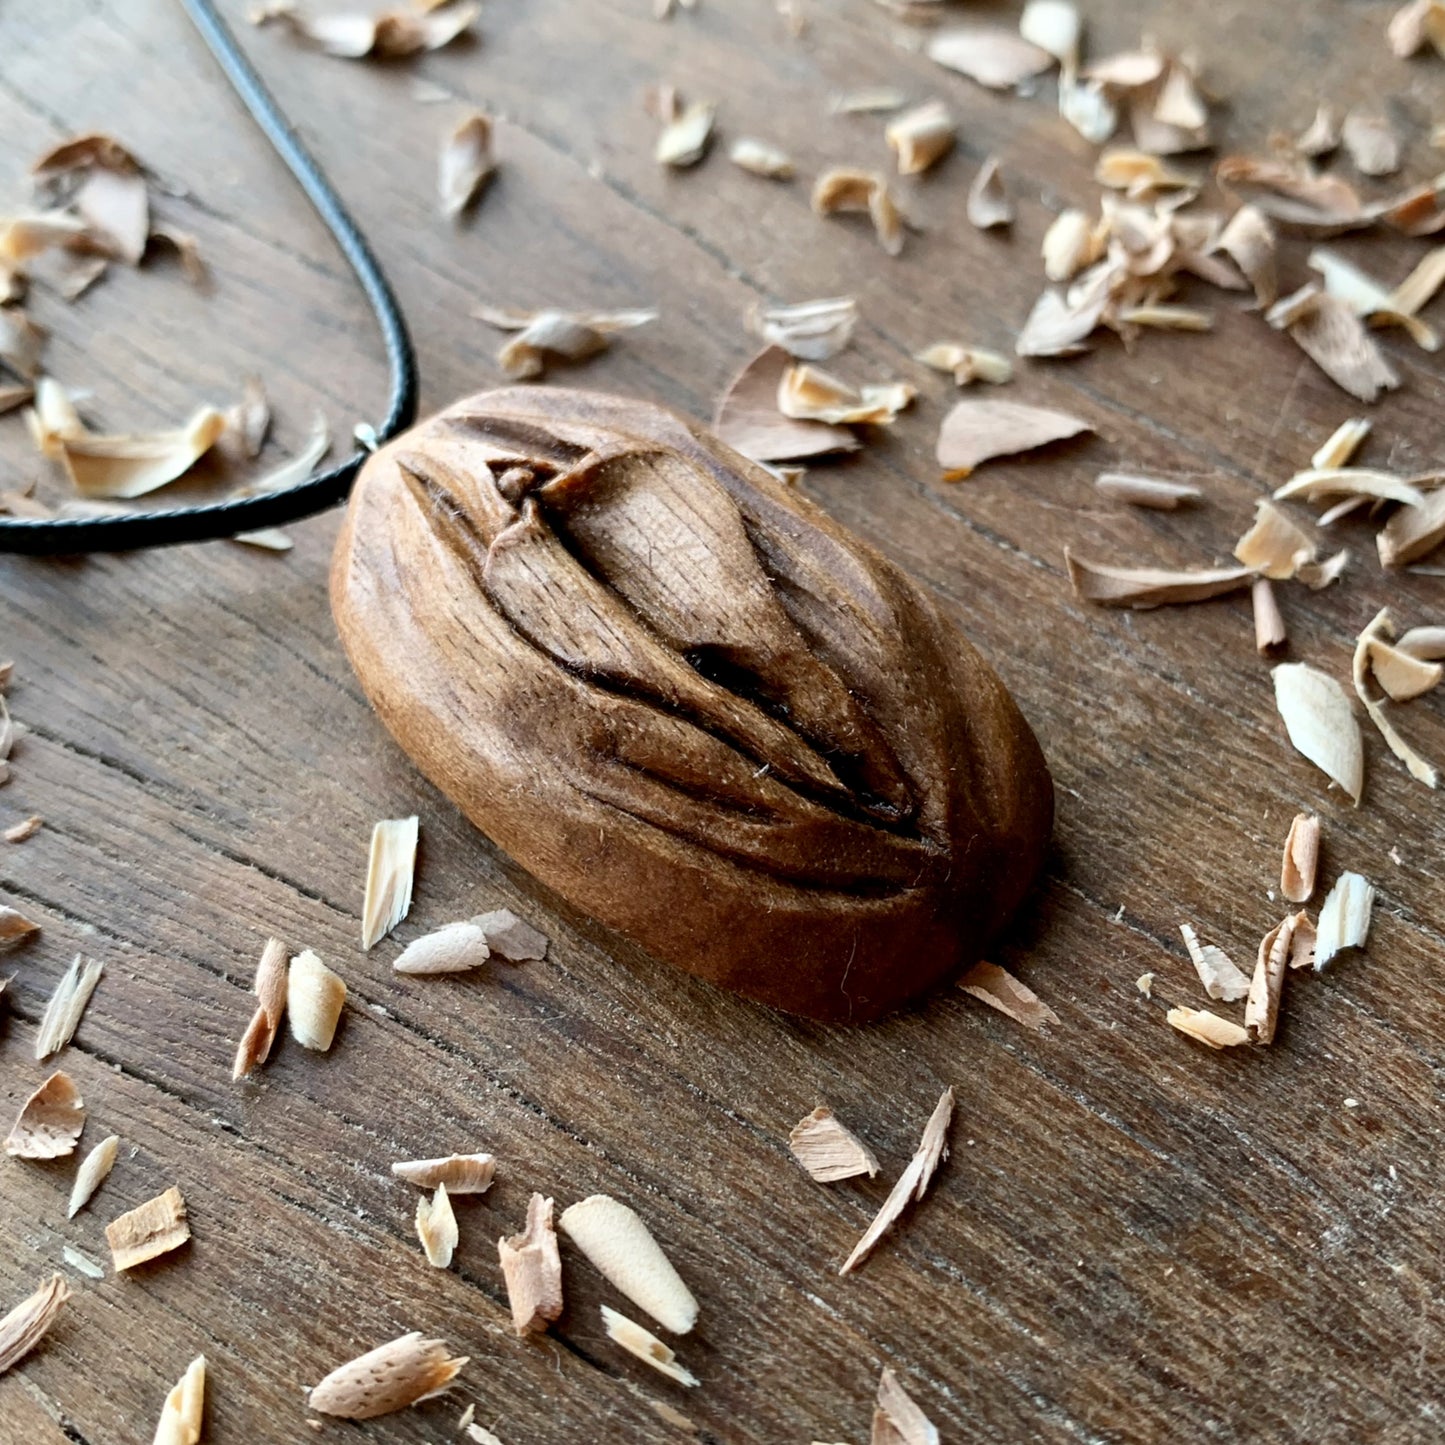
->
(0, 384, 29, 415)
(885, 101, 956, 176)
(936, 398, 1091, 479)
(107, 1186, 190, 1271)
(232, 935, 289, 1080)
(779, 363, 914, 426)
(728, 138, 794, 180)
(53, 406, 227, 500)
(927, 26, 1054, 90)
(416, 1183, 458, 1268)
(840, 1086, 953, 1276)
(1273, 662, 1364, 804)
(68, 1133, 120, 1218)
(1215, 155, 1365, 230)
(1275, 466, 1424, 508)
(392, 1153, 496, 1193)
(256, 2, 479, 58)
(1095, 148, 1196, 199)
(656, 102, 716, 168)
(1179, 923, 1251, 1002)
(1315, 871, 1375, 970)
(220, 376, 270, 462)
(1308, 247, 1437, 351)
(1389, 245, 1445, 317)
(439, 111, 494, 219)
(1095, 472, 1201, 509)
(1136, 972, 1155, 997)
(1244, 915, 1296, 1045)
(62, 1245, 104, 1280)
(1367, 635, 1443, 701)
(465, 1425, 505, 1445)
(393, 920, 490, 975)
(153, 1354, 206, 1445)
(714, 346, 860, 462)
(0, 905, 39, 950)
(1352, 608, 1439, 786)
(1397, 624, 1445, 659)
(812, 168, 906, 256)
(748, 297, 856, 360)
(1376, 173, 1445, 236)
(559, 1195, 698, 1334)
(362, 815, 419, 949)
(35, 953, 104, 1061)
(966, 156, 1013, 230)
(831, 87, 909, 115)
(1265, 285, 1399, 403)
(473, 306, 657, 381)
(3, 815, 41, 843)
(1379, 487, 1445, 567)
(0, 1276, 70, 1376)
(1014, 283, 1110, 358)
(1389, 0, 1445, 58)
(1234, 500, 1316, 579)
(1280, 814, 1321, 908)
(1165, 1006, 1251, 1049)
(1020, 0, 1081, 67)
(498, 1193, 564, 1334)
(1042, 209, 1105, 283)
(1065, 552, 1254, 608)
(1341, 107, 1400, 177)
(958, 961, 1058, 1029)
(0, 309, 45, 380)
(1311, 418, 1371, 470)
(872, 1366, 940, 1445)
(1215, 205, 1277, 307)
(308, 1333, 468, 1419)
(287, 949, 346, 1051)
(26, 376, 84, 457)
(601, 1305, 698, 1387)
(5, 1070, 83, 1159)
(1295, 105, 1340, 158)
(914, 343, 1012, 387)
(788, 1106, 880, 1182)
(1059, 74, 1119, 145)
(473, 908, 548, 961)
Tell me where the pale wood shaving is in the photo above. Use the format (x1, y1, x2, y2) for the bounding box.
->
(1214, 205, 1277, 306)
(498, 1193, 564, 1334)
(872, 1366, 940, 1445)
(937, 398, 1091, 479)
(559, 1195, 698, 1334)
(1273, 662, 1364, 804)
(255, 2, 479, 58)
(107, 1186, 190, 1271)
(27, 377, 85, 457)
(1059, 75, 1118, 145)
(1290, 912, 1317, 972)
(473, 306, 657, 382)
(153, 1354, 206, 1445)
(1368, 637, 1442, 701)
(958, 961, 1058, 1029)
(1397, 625, 1445, 659)
(1281, 814, 1321, 903)
(914, 343, 1012, 387)
(1179, 923, 1251, 1003)
(439, 111, 495, 219)
(1315, 872, 1375, 970)
(62, 1245, 104, 1280)
(1020, 0, 1081, 66)
(1234, 501, 1316, 580)
(1379, 488, 1445, 568)
(1352, 608, 1439, 787)
(1308, 247, 1437, 350)
(656, 102, 715, 168)
(747, 297, 856, 360)
(0, 1275, 70, 1375)
(779, 364, 914, 426)
(1042, 209, 1106, 282)
(1276, 467, 1424, 508)
(466, 1425, 505, 1445)
(4, 815, 42, 843)
(965, 156, 1013, 230)
(1252, 576, 1285, 657)
(393, 920, 490, 975)
(392, 1153, 496, 1193)
(5, 1070, 83, 1159)
(788, 1106, 880, 1182)
(1065, 552, 1254, 608)
(308, 1332, 468, 1419)
(232, 935, 289, 1080)
(416, 1183, 458, 1268)
(1341, 107, 1400, 177)
(1376, 174, 1445, 236)
(54, 407, 227, 500)
(1388, 246, 1445, 317)
(221, 375, 270, 461)
(35, 953, 104, 1061)
(600, 1305, 698, 1387)
(729, 138, 794, 180)
(0, 905, 40, 950)
(1295, 105, 1340, 158)
(288, 949, 346, 1051)
(1216, 156, 1365, 230)
(1095, 148, 1196, 199)
(1245, 915, 1295, 1045)
(1310, 418, 1371, 470)
(1389, 0, 1445, 59)
(0, 309, 45, 380)
(885, 101, 956, 176)
(840, 1086, 953, 1276)
(473, 908, 548, 961)
(1136, 972, 1155, 997)
(1265, 285, 1399, 402)
(927, 26, 1054, 89)
(1014, 283, 1110, 357)
(68, 1133, 120, 1218)
(714, 347, 859, 462)
(1165, 1006, 1251, 1049)
(830, 88, 909, 115)
(812, 169, 906, 256)
(362, 815, 419, 949)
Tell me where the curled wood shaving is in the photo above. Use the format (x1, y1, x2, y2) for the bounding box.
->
(1281, 813, 1320, 904)
(1388, 245, 1445, 316)
(559, 1195, 698, 1334)
(473, 908, 547, 961)
(153, 1354, 206, 1445)
(1276, 467, 1423, 508)
(1214, 205, 1277, 307)
(1245, 915, 1296, 1045)
(68, 1133, 120, 1218)
(107, 1185, 190, 1271)
(1136, 972, 1155, 997)
(1376, 173, 1445, 236)
(927, 26, 1054, 90)
(1179, 923, 1251, 1002)
(0, 384, 32, 415)
(937, 398, 1091, 479)
(1095, 472, 1201, 509)
(1042, 209, 1106, 283)
(393, 920, 490, 975)
(0, 905, 40, 950)
(4, 815, 42, 844)
(416, 1183, 458, 1268)
(1341, 107, 1400, 177)
(1234, 501, 1316, 580)
(811, 169, 906, 256)
(0, 309, 45, 380)
(1311, 418, 1371, 470)
(656, 102, 716, 168)
(1059, 74, 1119, 145)
(747, 297, 855, 360)
(1215, 156, 1365, 230)
(966, 157, 1013, 230)
(362, 815, 419, 950)
(958, 961, 1058, 1029)
(1265, 285, 1399, 403)
(1315, 871, 1375, 969)
(54, 406, 226, 500)
(5, 1071, 84, 1159)
(1095, 149, 1196, 199)
(392, 1153, 496, 1193)
(439, 111, 494, 219)
(1389, 0, 1445, 58)
(0, 1275, 70, 1376)
(308, 1332, 468, 1419)
(35, 953, 104, 1061)
(1020, 0, 1081, 67)
(1379, 488, 1445, 567)
(1015, 283, 1110, 357)
(1352, 608, 1439, 786)
(26, 377, 84, 457)
(601, 1305, 699, 1387)
(232, 935, 289, 1080)
(221, 376, 270, 462)
(885, 101, 956, 176)
(1065, 552, 1254, 608)
(914, 343, 1011, 387)
(1308, 248, 1437, 351)
(1397, 624, 1445, 659)
(778, 364, 914, 426)
(840, 1086, 953, 1276)
(729, 138, 794, 179)
(256, 2, 478, 58)
(230, 411, 331, 509)
(1273, 662, 1364, 803)
(288, 950, 346, 1051)
(498, 1193, 563, 1334)
(1166, 1006, 1251, 1049)
(789, 1106, 880, 1182)
(872, 1369, 940, 1445)
(714, 347, 859, 462)
(1295, 105, 1340, 159)
(1368, 636, 1443, 701)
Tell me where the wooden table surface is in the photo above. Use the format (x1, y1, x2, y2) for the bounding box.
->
(2, 2, 1444, 1441)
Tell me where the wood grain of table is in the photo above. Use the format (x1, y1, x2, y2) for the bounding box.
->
(1, 1, 1443, 1441)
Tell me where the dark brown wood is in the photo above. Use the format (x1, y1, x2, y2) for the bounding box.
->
(2, 1, 1444, 1441)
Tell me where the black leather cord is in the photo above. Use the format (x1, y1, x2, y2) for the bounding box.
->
(0, 0, 418, 555)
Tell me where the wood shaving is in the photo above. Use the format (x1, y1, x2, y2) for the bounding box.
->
(1281, 813, 1321, 906)
(885, 101, 956, 176)
(1295, 105, 1340, 158)
(1265, 285, 1399, 403)
(473, 908, 548, 961)
(1276, 467, 1424, 508)
(747, 297, 856, 360)
(466, 1425, 505, 1445)
(232, 935, 289, 1080)
(1095, 149, 1196, 199)
(5, 1071, 84, 1159)
(1136, 973, 1155, 997)
(1273, 662, 1364, 803)
(729, 138, 794, 179)
(287, 949, 346, 1051)
(416, 1183, 458, 1268)
(1215, 156, 1365, 230)
(1165, 1006, 1251, 1049)
(927, 26, 1054, 90)
(1042, 210, 1104, 282)
(830, 88, 909, 115)
(1315, 871, 1375, 970)
(0, 1276, 70, 1376)
(937, 398, 1091, 479)
(1341, 107, 1400, 177)
(1379, 488, 1445, 568)
(256, 2, 479, 58)
(0, 309, 45, 381)
(26, 377, 84, 457)
(788, 1106, 880, 1182)
(439, 111, 494, 219)
(958, 961, 1058, 1029)
(872, 1366, 940, 1445)
(811, 169, 906, 256)
(1020, 0, 1081, 66)
(308, 1332, 468, 1419)
(656, 102, 716, 168)
(106, 1186, 190, 1271)
(1308, 248, 1437, 350)
(473, 306, 657, 381)
(498, 1193, 564, 1334)
(1095, 473, 1201, 509)
(1234, 501, 1316, 579)
(1179, 923, 1251, 1002)
(0, 905, 40, 950)
(840, 1085, 953, 1276)
(4, 815, 42, 843)
(1388, 246, 1445, 317)
(361, 815, 419, 949)
(0, 384, 32, 415)
(393, 920, 490, 975)
(1064, 552, 1254, 608)
(392, 1153, 496, 1193)
(62, 1245, 104, 1280)
(966, 157, 1013, 230)
(714, 347, 859, 462)
(1015, 283, 1110, 357)
(1376, 174, 1445, 236)
(1352, 608, 1439, 786)
(1253, 577, 1286, 653)
(600, 1305, 698, 1387)
(153, 1354, 206, 1445)
(221, 376, 270, 461)
(1311, 418, 1371, 470)
(53, 406, 226, 500)
(559, 1195, 698, 1334)
(1367, 636, 1442, 701)
(778, 364, 914, 426)
(1389, 0, 1445, 58)
(35, 952, 104, 1061)
(1214, 205, 1277, 307)
(1059, 75, 1119, 145)
(68, 1133, 120, 1218)
(1245, 915, 1296, 1045)
(1397, 625, 1445, 659)
(914, 343, 1012, 387)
